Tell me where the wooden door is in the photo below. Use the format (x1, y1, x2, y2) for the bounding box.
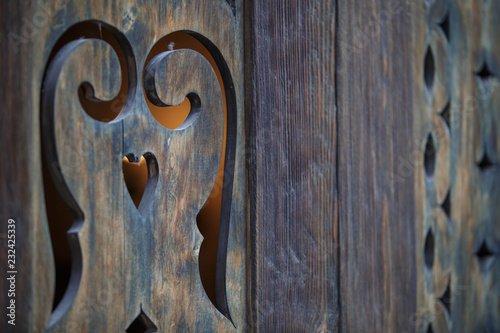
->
(1, 0, 499, 332)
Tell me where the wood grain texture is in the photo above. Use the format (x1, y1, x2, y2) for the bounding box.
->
(0, 1, 44, 332)
(414, 1, 500, 332)
(3, 0, 499, 332)
(1, 0, 246, 331)
(245, 1, 338, 331)
(336, 0, 417, 332)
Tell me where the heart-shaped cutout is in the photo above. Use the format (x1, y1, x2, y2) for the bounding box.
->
(122, 152, 159, 215)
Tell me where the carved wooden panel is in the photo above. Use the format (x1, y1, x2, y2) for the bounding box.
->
(1, 0, 499, 332)
(1, 0, 245, 331)
(414, 0, 500, 332)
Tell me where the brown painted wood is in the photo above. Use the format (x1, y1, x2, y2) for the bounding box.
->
(336, 1, 417, 332)
(245, 1, 338, 331)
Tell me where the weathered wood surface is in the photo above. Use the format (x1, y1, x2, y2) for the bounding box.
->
(336, 1, 417, 331)
(1, 0, 245, 331)
(2, 0, 500, 332)
(0, 1, 41, 331)
(245, 1, 338, 331)
(414, 1, 500, 332)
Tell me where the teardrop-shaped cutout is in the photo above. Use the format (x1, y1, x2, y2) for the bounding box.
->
(424, 228, 435, 270)
(424, 134, 436, 178)
(424, 47, 435, 91)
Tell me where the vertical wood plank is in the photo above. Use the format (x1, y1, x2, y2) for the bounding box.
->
(336, 1, 417, 331)
(0, 1, 55, 331)
(245, 1, 338, 331)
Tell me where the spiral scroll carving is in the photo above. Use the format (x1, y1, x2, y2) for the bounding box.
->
(41, 21, 236, 331)
(41, 20, 137, 328)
